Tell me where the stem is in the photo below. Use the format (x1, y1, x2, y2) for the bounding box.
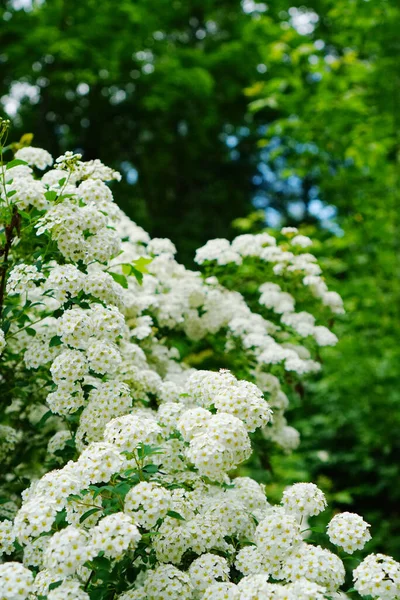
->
(6, 314, 50, 340)
(84, 569, 95, 591)
(0, 205, 21, 319)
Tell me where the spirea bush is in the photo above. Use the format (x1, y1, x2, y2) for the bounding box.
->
(0, 125, 399, 599)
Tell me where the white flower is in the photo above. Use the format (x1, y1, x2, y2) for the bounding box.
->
(327, 512, 371, 554)
(291, 234, 313, 248)
(195, 238, 242, 265)
(281, 311, 315, 337)
(231, 233, 276, 256)
(124, 482, 171, 529)
(90, 513, 141, 559)
(14, 498, 58, 544)
(15, 146, 53, 170)
(186, 413, 252, 481)
(78, 158, 121, 181)
(281, 227, 299, 235)
(235, 545, 269, 576)
(177, 407, 212, 441)
(45, 264, 85, 301)
(43, 526, 93, 576)
(50, 349, 88, 384)
(86, 340, 122, 374)
(313, 325, 338, 346)
(201, 582, 240, 599)
(282, 543, 345, 590)
(189, 553, 229, 594)
(321, 290, 345, 314)
(0, 329, 5, 356)
(0, 425, 20, 462)
(47, 579, 90, 600)
(6, 264, 43, 295)
(0, 562, 34, 600)
(255, 507, 301, 563)
(353, 553, 400, 600)
(259, 283, 295, 314)
(237, 575, 287, 600)
(213, 380, 272, 432)
(56, 307, 94, 349)
(144, 564, 193, 600)
(77, 442, 125, 483)
(287, 578, 327, 599)
(147, 238, 177, 256)
(0, 520, 16, 556)
(104, 414, 161, 453)
(281, 483, 327, 519)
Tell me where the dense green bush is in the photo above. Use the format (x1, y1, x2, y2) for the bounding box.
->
(2, 138, 398, 598)
(1, 0, 399, 563)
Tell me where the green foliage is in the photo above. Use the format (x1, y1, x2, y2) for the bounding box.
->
(0, 0, 276, 263)
(1, 0, 399, 564)
(246, 0, 400, 557)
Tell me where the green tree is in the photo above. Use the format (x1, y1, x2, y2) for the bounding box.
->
(247, 0, 400, 555)
(0, 0, 277, 263)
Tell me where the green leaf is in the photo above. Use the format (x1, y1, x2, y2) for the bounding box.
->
(113, 482, 131, 498)
(6, 158, 28, 169)
(166, 510, 186, 521)
(89, 484, 115, 499)
(48, 581, 63, 591)
(137, 444, 163, 459)
(142, 464, 159, 474)
(45, 190, 58, 201)
(122, 468, 139, 477)
(120, 257, 152, 285)
(130, 267, 143, 284)
(36, 410, 53, 428)
(68, 493, 82, 502)
(90, 556, 110, 570)
(26, 327, 36, 337)
(133, 256, 152, 273)
(49, 335, 63, 347)
(88, 485, 103, 499)
(109, 271, 128, 289)
(79, 507, 102, 523)
(54, 509, 67, 526)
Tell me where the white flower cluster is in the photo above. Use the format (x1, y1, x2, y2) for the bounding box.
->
(125, 482, 171, 528)
(0, 147, 396, 600)
(353, 553, 400, 600)
(91, 513, 141, 559)
(327, 512, 371, 554)
(15, 146, 53, 170)
(282, 482, 327, 519)
(0, 562, 34, 600)
(6, 264, 43, 295)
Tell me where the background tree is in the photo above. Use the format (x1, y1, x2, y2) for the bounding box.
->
(246, 0, 400, 555)
(0, 0, 277, 263)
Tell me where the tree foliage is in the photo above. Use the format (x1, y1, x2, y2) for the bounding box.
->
(0, 0, 275, 263)
(246, 0, 400, 555)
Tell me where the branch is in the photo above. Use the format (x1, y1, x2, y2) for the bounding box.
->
(0, 205, 21, 319)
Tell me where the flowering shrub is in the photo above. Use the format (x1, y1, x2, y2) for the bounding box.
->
(0, 126, 399, 599)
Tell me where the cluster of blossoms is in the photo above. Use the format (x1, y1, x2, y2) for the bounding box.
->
(0, 146, 398, 600)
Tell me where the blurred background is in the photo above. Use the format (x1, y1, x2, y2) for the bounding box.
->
(1, 0, 399, 556)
